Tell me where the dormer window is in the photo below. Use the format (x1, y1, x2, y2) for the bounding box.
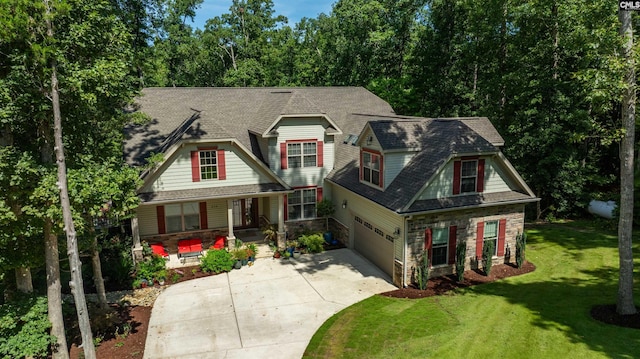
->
(280, 140, 324, 169)
(453, 157, 485, 194)
(190, 147, 226, 182)
(360, 149, 383, 187)
(288, 142, 316, 167)
(461, 160, 478, 193)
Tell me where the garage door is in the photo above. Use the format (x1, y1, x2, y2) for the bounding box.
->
(353, 215, 394, 276)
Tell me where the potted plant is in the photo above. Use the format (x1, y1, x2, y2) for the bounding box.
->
(316, 199, 336, 244)
(231, 248, 243, 269)
(285, 240, 297, 256)
(262, 223, 278, 244)
(155, 269, 168, 285)
(245, 243, 258, 262)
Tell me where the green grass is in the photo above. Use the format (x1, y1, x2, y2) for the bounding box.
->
(304, 221, 640, 359)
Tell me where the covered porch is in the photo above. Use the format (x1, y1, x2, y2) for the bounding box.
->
(132, 184, 290, 263)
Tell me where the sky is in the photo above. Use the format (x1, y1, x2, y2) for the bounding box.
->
(191, 1, 335, 30)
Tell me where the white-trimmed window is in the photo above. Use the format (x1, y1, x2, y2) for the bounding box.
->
(484, 220, 499, 256)
(461, 160, 477, 193)
(165, 202, 200, 232)
(199, 150, 218, 180)
(362, 150, 382, 187)
(432, 228, 449, 266)
(288, 188, 317, 220)
(287, 142, 317, 168)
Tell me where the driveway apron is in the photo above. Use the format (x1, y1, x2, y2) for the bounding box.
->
(143, 248, 397, 358)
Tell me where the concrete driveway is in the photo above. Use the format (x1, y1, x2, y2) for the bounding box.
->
(143, 248, 396, 358)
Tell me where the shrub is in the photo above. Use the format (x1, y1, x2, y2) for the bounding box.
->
(516, 232, 527, 269)
(298, 233, 324, 253)
(136, 253, 166, 282)
(96, 233, 135, 290)
(482, 240, 495, 276)
(201, 249, 234, 273)
(455, 241, 466, 282)
(0, 294, 56, 359)
(415, 250, 429, 290)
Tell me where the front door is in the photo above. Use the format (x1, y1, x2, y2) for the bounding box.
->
(232, 198, 258, 229)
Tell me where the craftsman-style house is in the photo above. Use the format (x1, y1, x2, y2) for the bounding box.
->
(124, 87, 538, 287)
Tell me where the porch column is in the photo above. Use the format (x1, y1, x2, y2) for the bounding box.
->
(131, 217, 143, 261)
(227, 199, 236, 248)
(277, 193, 286, 249)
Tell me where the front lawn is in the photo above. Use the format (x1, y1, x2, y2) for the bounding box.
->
(304, 221, 640, 358)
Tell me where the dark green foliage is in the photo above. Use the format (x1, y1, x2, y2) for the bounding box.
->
(200, 249, 234, 273)
(135, 251, 166, 282)
(482, 240, 495, 276)
(516, 232, 527, 269)
(99, 233, 134, 290)
(297, 233, 325, 253)
(0, 294, 55, 359)
(455, 240, 466, 282)
(415, 250, 429, 290)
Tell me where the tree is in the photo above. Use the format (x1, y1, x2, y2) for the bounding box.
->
(616, 7, 636, 316)
(44, 1, 96, 356)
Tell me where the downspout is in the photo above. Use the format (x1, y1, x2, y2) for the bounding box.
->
(402, 215, 410, 288)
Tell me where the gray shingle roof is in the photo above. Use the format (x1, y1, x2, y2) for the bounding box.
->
(327, 117, 518, 213)
(139, 183, 289, 204)
(124, 87, 395, 166)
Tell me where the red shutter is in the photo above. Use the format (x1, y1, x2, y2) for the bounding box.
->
(448, 226, 457, 264)
(424, 228, 433, 266)
(359, 150, 364, 180)
(316, 187, 323, 202)
(283, 194, 288, 221)
(217, 150, 226, 180)
(453, 160, 461, 195)
(317, 141, 323, 167)
(280, 143, 287, 169)
(476, 159, 485, 192)
(378, 154, 384, 187)
(191, 151, 200, 182)
(199, 202, 208, 229)
(497, 218, 506, 256)
(157, 206, 166, 234)
(476, 222, 484, 258)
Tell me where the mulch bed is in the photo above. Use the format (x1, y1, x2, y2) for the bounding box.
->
(69, 305, 151, 359)
(380, 261, 536, 299)
(591, 305, 640, 330)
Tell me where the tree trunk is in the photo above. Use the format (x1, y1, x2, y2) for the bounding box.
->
(15, 267, 33, 293)
(617, 8, 637, 316)
(90, 233, 108, 309)
(44, 1, 96, 357)
(45, 222, 69, 359)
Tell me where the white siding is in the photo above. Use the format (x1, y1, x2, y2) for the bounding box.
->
(357, 127, 382, 152)
(419, 156, 515, 200)
(484, 157, 512, 193)
(330, 183, 403, 248)
(142, 143, 274, 192)
(420, 161, 454, 199)
(208, 199, 228, 228)
(138, 205, 158, 237)
(384, 152, 416, 189)
(274, 119, 335, 188)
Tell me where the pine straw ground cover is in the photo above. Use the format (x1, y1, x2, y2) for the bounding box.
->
(303, 221, 640, 359)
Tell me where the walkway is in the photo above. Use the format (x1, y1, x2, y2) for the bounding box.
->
(143, 248, 396, 358)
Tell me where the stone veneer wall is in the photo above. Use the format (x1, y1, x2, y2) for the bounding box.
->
(328, 218, 349, 246)
(284, 218, 326, 238)
(405, 204, 525, 284)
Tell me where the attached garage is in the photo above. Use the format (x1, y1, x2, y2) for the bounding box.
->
(353, 214, 394, 277)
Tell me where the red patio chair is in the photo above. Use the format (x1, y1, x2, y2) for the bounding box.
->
(150, 242, 169, 259)
(211, 235, 226, 250)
